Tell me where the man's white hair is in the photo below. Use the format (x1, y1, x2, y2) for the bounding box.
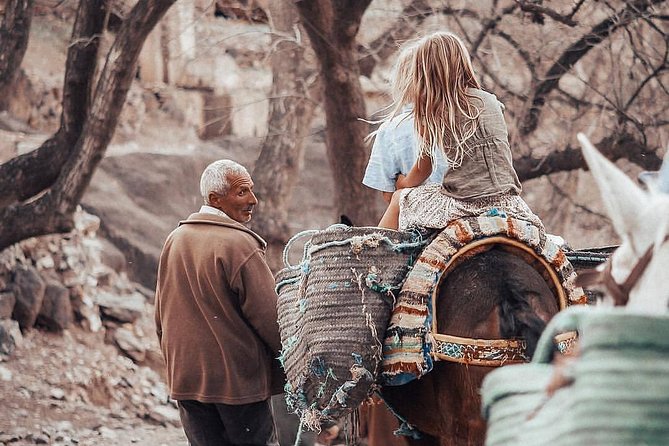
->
(200, 159, 249, 204)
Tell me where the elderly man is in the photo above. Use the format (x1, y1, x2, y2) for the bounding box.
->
(155, 159, 282, 446)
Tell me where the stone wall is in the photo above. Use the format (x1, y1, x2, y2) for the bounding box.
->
(137, 2, 272, 139)
(0, 208, 155, 363)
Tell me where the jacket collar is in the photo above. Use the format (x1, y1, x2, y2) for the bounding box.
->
(179, 212, 267, 249)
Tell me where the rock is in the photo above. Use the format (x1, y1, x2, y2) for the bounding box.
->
(54, 433, 73, 443)
(0, 244, 23, 276)
(148, 404, 181, 426)
(97, 426, 118, 439)
(0, 319, 23, 356)
(114, 327, 147, 363)
(61, 268, 85, 288)
(50, 387, 66, 400)
(98, 238, 127, 274)
(69, 284, 85, 315)
(0, 291, 16, 319)
(75, 210, 101, 236)
(54, 420, 74, 432)
(77, 301, 102, 333)
(95, 291, 145, 323)
(11, 265, 46, 330)
(31, 433, 50, 444)
(0, 432, 21, 443)
(35, 254, 56, 270)
(37, 281, 72, 331)
(149, 382, 168, 403)
(19, 237, 39, 259)
(133, 282, 156, 304)
(91, 264, 117, 288)
(0, 364, 12, 380)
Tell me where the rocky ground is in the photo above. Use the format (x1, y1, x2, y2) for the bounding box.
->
(0, 312, 187, 446)
(0, 207, 190, 446)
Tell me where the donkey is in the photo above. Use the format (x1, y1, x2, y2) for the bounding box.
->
(576, 133, 669, 311)
(380, 236, 563, 445)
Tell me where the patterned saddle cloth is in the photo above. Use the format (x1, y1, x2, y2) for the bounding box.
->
(380, 213, 586, 386)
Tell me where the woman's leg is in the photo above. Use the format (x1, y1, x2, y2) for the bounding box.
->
(378, 190, 402, 229)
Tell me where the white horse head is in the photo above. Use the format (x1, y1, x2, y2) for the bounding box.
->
(577, 133, 669, 313)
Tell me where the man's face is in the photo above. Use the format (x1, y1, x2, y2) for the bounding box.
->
(211, 172, 258, 223)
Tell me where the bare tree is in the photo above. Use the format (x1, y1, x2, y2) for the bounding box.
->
(289, 0, 665, 229)
(296, 0, 377, 226)
(0, 0, 34, 110)
(249, 0, 319, 268)
(518, 0, 666, 137)
(4, 0, 663, 252)
(0, 0, 106, 208)
(0, 0, 177, 251)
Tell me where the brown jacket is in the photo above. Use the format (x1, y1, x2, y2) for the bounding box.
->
(155, 212, 282, 404)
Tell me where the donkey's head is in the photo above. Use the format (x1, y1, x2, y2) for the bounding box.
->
(578, 133, 669, 312)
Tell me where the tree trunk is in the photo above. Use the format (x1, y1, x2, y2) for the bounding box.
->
(296, 0, 377, 226)
(249, 0, 318, 270)
(0, 0, 34, 110)
(0, 0, 177, 251)
(0, 0, 106, 208)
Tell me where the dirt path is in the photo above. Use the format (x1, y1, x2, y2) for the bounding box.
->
(0, 320, 188, 446)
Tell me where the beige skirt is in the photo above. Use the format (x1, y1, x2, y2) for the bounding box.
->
(398, 183, 545, 232)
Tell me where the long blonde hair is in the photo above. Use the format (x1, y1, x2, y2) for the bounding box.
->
(365, 41, 418, 143)
(393, 32, 482, 167)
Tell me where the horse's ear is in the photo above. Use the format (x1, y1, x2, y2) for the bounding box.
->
(577, 133, 648, 241)
(339, 214, 354, 226)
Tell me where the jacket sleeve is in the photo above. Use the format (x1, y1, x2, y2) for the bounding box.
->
(233, 249, 282, 356)
(154, 284, 163, 344)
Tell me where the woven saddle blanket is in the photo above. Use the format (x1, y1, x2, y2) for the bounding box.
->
(380, 213, 586, 386)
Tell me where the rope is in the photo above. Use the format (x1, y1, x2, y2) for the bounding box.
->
(307, 230, 428, 259)
(283, 228, 321, 267)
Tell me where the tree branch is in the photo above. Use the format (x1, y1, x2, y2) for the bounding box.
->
(0, 0, 177, 251)
(515, 1, 578, 26)
(0, 0, 106, 207)
(515, 131, 663, 182)
(0, 0, 34, 109)
(357, 0, 430, 78)
(520, 0, 664, 136)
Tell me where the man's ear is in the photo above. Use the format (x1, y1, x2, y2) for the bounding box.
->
(208, 192, 221, 207)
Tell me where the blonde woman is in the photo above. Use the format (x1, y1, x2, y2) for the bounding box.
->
(377, 32, 543, 232)
(363, 40, 448, 204)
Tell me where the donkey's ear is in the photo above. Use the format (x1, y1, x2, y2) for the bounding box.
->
(577, 133, 648, 240)
(658, 148, 669, 194)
